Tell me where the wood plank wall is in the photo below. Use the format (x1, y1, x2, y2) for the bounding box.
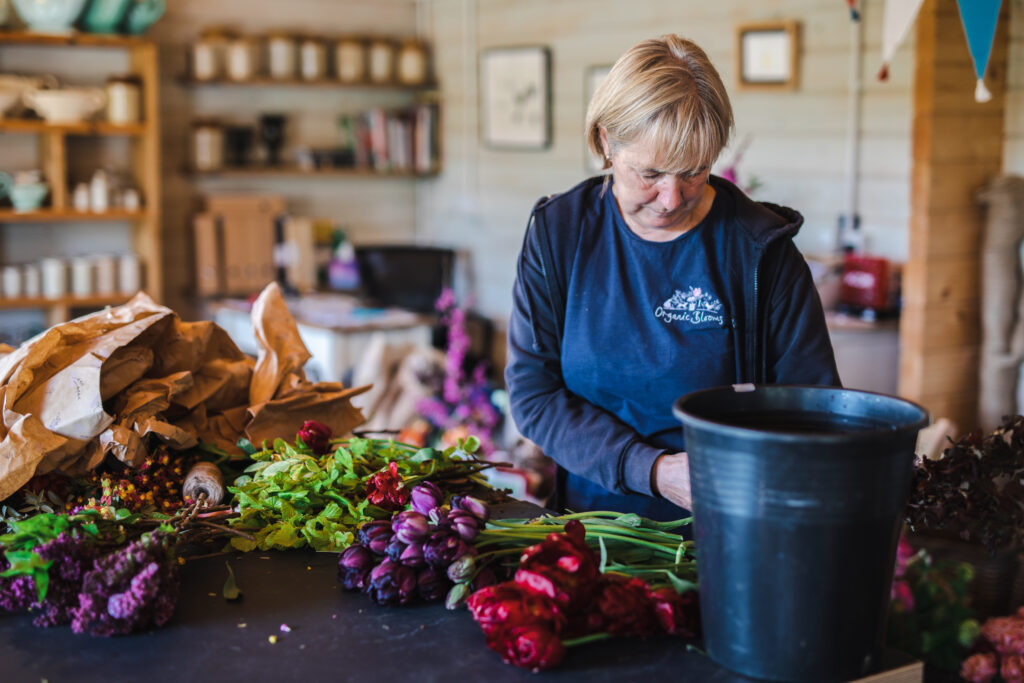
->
(898, 0, 1010, 432)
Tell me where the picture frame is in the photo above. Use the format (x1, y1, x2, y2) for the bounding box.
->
(584, 64, 612, 173)
(736, 21, 800, 91)
(480, 46, 552, 149)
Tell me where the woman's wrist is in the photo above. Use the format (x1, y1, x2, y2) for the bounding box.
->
(651, 451, 693, 510)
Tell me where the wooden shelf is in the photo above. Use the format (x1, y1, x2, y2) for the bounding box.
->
(0, 119, 147, 135)
(178, 75, 437, 91)
(0, 208, 146, 222)
(189, 166, 437, 179)
(0, 29, 148, 48)
(0, 293, 129, 311)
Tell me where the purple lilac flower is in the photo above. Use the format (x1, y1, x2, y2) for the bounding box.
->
(31, 532, 97, 627)
(71, 530, 179, 637)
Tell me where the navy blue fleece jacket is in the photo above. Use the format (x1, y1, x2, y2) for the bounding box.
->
(505, 174, 841, 518)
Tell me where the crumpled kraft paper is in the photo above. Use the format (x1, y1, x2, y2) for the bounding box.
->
(0, 283, 368, 501)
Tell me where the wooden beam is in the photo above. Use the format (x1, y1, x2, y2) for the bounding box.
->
(898, 0, 1009, 434)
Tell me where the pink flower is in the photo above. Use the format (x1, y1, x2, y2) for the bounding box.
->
(1005, 654, 1024, 683)
(961, 653, 999, 683)
(889, 579, 914, 612)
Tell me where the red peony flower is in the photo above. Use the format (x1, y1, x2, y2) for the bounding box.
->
(364, 462, 410, 511)
(488, 623, 566, 673)
(962, 653, 999, 683)
(982, 616, 1024, 657)
(297, 420, 333, 455)
(514, 520, 600, 611)
(466, 583, 567, 638)
(589, 576, 658, 637)
(647, 586, 701, 638)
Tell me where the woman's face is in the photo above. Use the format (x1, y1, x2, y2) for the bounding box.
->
(603, 134, 712, 238)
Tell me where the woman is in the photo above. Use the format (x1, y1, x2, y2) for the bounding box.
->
(505, 35, 840, 521)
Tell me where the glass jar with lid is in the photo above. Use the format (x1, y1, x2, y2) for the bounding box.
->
(192, 119, 224, 171)
(334, 36, 366, 83)
(396, 39, 429, 86)
(299, 35, 327, 81)
(267, 31, 297, 80)
(367, 38, 395, 84)
(105, 75, 141, 125)
(192, 27, 231, 81)
(226, 35, 261, 82)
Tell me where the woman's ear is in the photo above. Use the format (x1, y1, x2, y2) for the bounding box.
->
(598, 127, 611, 166)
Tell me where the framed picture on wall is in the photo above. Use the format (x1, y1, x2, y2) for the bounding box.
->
(584, 64, 612, 173)
(480, 46, 552, 149)
(736, 21, 800, 90)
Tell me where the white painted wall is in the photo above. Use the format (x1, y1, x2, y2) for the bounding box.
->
(420, 0, 917, 318)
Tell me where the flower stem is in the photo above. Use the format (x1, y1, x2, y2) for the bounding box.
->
(562, 632, 613, 648)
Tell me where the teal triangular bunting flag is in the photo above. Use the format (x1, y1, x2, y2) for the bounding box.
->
(957, 0, 1002, 102)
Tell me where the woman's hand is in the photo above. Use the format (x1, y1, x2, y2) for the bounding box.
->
(651, 452, 693, 511)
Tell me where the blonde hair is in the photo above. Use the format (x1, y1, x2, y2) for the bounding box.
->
(585, 35, 733, 174)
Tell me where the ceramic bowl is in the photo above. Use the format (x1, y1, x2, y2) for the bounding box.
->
(23, 87, 106, 123)
(0, 88, 20, 118)
(11, 0, 88, 34)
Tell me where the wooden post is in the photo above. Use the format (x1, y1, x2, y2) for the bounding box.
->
(898, 0, 1010, 432)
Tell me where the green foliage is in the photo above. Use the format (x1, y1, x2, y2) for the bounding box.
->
(227, 436, 491, 553)
(886, 548, 978, 671)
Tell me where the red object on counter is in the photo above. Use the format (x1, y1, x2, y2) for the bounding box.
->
(840, 255, 893, 311)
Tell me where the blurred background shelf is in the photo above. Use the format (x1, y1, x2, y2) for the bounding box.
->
(0, 119, 147, 135)
(187, 166, 437, 179)
(0, 30, 148, 48)
(0, 208, 146, 222)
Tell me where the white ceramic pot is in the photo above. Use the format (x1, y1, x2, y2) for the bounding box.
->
(0, 74, 57, 117)
(11, 0, 88, 34)
(0, 88, 19, 118)
(23, 87, 106, 124)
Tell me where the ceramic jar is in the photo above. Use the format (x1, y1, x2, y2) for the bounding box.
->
(267, 32, 297, 80)
(299, 36, 326, 81)
(335, 37, 365, 83)
(119, 253, 141, 294)
(396, 39, 428, 86)
(226, 35, 260, 82)
(193, 28, 230, 81)
(192, 120, 224, 171)
(106, 75, 141, 125)
(368, 38, 395, 84)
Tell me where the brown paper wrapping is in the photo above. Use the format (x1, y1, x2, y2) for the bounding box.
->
(0, 283, 367, 501)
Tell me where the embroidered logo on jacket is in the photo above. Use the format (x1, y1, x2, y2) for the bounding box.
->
(655, 286, 724, 327)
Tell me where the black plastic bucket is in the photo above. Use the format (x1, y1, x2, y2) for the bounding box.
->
(673, 384, 929, 682)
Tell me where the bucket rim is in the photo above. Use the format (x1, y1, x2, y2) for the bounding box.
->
(672, 383, 931, 443)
